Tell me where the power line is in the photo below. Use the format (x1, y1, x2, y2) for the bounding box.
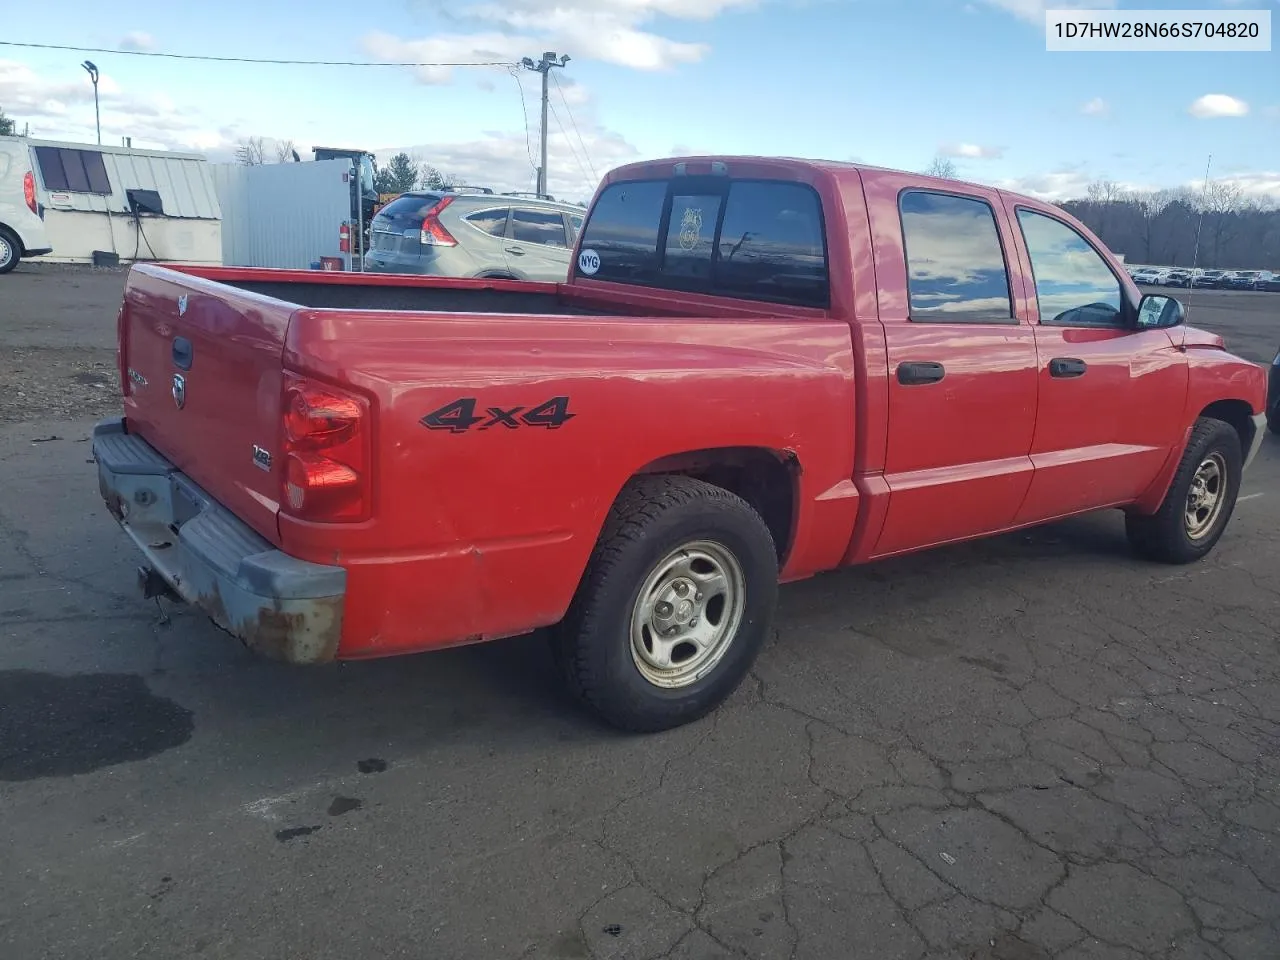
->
(550, 73, 597, 183)
(507, 66, 539, 177)
(547, 96, 594, 190)
(0, 40, 514, 68)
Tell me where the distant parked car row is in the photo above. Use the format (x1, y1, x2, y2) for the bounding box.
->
(1127, 266, 1280, 291)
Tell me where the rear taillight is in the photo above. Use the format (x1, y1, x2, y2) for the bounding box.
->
(23, 171, 37, 215)
(419, 195, 457, 247)
(280, 375, 371, 522)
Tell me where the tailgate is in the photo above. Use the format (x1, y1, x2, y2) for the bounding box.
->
(119, 265, 292, 545)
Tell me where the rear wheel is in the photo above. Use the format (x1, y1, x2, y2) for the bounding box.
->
(1125, 417, 1242, 564)
(0, 227, 20, 275)
(555, 476, 779, 732)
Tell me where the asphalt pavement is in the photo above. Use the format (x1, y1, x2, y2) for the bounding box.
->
(1, 265, 1278, 960)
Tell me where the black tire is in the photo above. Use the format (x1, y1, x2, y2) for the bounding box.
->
(1125, 417, 1242, 564)
(0, 227, 20, 275)
(554, 475, 779, 733)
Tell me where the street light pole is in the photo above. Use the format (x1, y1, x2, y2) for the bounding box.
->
(520, 52, 570, 199)
(81, 60, 100, 145)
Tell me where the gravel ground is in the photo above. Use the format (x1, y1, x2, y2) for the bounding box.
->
(0, 262, 125, 424)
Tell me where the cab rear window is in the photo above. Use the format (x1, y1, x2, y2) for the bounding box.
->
(574, 178, 829, 308)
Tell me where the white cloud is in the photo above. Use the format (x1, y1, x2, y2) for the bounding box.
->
(1081, 97, 1108, 116)
(940, 143, 1004, 159)
(1188, 94, 1249, 118)
(376, 125, 638, 203)
(361, 0, 757, 77)
(979, 0, 1115, 23)
(119, 32, 155, 52)
(0, 59, 234, 154)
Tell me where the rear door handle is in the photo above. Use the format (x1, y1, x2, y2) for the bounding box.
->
(504, 246, 526, 256)
(1049, 357, 1087, 378)
(897, 361, 945, 385)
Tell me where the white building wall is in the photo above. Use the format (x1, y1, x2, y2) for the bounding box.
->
(211, 160, 352, 269)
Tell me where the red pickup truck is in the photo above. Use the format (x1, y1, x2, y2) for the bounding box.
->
(94, 156, 1268, 731)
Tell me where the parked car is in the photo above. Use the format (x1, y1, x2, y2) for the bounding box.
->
(1130, 268, 1164, 285)
(1249, 270, 1278, 291)
(363, 188, 585, 281)
(90, 155, 1269, 732)
(1193, 269, 1226, 288)
(1164, 270, 1192, 288)
(0, 136, 53, 274)
(1227, 271, 1261, 290)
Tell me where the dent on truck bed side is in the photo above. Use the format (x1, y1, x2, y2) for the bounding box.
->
(279, 309, 859, 659)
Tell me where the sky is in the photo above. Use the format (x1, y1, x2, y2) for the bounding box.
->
(0, 0, 1276, 204)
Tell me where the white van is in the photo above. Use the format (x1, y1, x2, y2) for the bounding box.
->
(0, 136, 53, 273)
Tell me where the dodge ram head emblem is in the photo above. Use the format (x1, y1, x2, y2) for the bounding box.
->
(172, 373, 186, 409)
(178, 295, 188, 317)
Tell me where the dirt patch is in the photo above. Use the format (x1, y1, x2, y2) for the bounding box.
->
(0, 346, 121, 423)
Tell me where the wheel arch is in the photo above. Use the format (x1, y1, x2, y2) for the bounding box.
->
(630, 445, 800, 565)
(1199, 398, 1256, 460)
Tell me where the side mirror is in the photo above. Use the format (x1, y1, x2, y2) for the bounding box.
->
(1136, 294, 1185, 330)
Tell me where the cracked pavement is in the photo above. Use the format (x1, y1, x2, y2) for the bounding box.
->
(1, 268, 1278, 959)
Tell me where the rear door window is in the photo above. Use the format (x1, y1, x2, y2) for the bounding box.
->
(511, 208, 569, 247)
(899, 191, 1014, 323)
(574, 177, 828, 307)
(465, 207, 510, 237)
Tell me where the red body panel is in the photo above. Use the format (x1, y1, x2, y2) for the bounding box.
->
(115, 156, 1269, 661)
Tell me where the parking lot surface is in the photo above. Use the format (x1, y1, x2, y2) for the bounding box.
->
(1, 265, 1278, 960)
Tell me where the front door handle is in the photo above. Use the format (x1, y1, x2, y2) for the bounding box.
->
(505, 246, 526, 256)
(1049, 357, 1087, 378)
(897, 361, 945, 385)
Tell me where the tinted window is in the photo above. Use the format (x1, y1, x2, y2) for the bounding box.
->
(511, 208, 568, 247)
(465, 208, 509, 237)
(1017, 209, 1122, 327)
(576, 180, 666, 282)
(900, 191, 1013, 323)
(35, 147, 111, 195)
(664, 192, 723, 282)
(714, 181, 827, 307)
(374, 194, 443, 229)
(568, 214, 583, 239)
(575, 178, 828, 307)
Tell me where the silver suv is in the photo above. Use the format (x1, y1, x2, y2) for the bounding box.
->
(363, 189, 585, 281)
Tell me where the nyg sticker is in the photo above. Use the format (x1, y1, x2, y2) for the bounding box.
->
(578, 249, 601, 275)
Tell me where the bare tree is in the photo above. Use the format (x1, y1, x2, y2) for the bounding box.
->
(234, 136, 267, 166)
(274, 139, 297, 163)
(924, 157, 958, 179)
(1134, 190, 1173, 261)
(1086, 179, 1124, 205)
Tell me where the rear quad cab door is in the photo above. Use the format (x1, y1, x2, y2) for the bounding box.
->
(862, 173, 1039, 557)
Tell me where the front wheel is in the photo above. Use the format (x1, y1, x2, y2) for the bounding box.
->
(554, 476, 779, 732)
(1125, 417, 1242, 564)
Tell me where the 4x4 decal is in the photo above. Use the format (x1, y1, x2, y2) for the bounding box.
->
(421, 396, 575, 433)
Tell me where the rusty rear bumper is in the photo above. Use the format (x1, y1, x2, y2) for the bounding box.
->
(92, 417, 346, 664)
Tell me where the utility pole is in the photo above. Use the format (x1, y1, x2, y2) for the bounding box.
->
(520, 52, 570, 199)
